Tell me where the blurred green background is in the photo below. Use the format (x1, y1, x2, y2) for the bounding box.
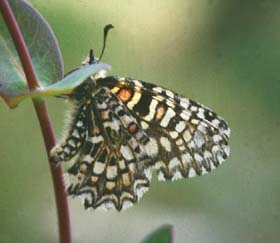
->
(1, 0, 279, 242)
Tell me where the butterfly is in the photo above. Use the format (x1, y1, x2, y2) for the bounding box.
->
(50, 25, 230, 211)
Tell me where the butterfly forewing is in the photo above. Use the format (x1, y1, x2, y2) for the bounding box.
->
(51, 75, 230, 211)
(97, 77, 230, 180)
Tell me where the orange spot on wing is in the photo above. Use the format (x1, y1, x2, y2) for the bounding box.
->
(128, 123, 138, 134)
(117, 88, 132, 102)
(156, 104, 166, 120)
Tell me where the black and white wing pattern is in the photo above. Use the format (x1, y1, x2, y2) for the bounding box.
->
(51, 76, 230, 211)
(51, 85, 156, 211)
(99, 77, 230, 180)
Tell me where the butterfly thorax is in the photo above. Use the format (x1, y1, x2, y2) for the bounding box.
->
(68, 78, 97, 102)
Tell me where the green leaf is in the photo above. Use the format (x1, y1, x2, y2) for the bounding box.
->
(6, 63, 111, 107)
(141, 225, 173, 243)
(0, 0, 63, 107)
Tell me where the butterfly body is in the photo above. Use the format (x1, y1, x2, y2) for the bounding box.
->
(51, 64, 230, 211)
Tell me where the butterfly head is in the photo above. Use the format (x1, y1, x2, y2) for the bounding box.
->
(82, 49, 99, 65)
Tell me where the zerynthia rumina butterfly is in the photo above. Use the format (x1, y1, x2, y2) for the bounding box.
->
(50, 25, 230, 211)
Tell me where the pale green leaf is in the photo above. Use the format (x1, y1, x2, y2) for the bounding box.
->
(0, 0, 63, 107)
(7, 63, 111, 107)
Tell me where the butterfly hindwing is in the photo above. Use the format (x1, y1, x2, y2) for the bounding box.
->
(62, 87, 153, 210)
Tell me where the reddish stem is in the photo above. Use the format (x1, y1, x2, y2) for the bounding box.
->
(0, 1, 72, 243)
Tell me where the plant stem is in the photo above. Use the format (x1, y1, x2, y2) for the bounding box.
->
(0, 1, 72, 243)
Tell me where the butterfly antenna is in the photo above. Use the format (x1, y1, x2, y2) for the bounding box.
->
(89, 49, 94, 63)
(99, 24, 114, 61)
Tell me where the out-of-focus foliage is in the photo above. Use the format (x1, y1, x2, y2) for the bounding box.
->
(141, 225, 172, 243)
